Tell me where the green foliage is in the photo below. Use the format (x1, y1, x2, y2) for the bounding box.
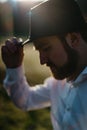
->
(0, 72, 52, 130)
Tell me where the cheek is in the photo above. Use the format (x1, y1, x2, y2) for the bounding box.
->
(50, 47, 68, 66)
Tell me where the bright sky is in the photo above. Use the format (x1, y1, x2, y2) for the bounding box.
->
(0, 0, 44, 3)
(12, 0, 43, 1)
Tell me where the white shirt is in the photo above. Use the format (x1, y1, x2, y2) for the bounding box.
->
(3, 66, 87, 130)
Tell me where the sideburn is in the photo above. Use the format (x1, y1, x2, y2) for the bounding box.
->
(59, 35, 79, 77)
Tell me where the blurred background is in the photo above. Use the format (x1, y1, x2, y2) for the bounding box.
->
(0, 0, 87, 130)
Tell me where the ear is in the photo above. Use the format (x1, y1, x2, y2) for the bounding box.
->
(65, 33, 80, 49)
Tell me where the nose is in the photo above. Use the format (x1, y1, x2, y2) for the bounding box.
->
(39, 51, 48, 65)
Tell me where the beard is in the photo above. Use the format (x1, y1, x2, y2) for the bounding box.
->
(47, 41, 79, 80)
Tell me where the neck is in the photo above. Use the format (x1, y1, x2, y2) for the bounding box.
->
(67, 35, 87, 81)
(68, 47, 87, 81)
(67, 65, 86, 82)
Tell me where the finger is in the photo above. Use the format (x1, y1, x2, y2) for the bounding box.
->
(1, 45, 11, 56)
(5, 39, 12, 46)
(18, 38, 23, 43)
(18, 38, 23, 46)
(1, 46, 12, 67)
(11, 37, 24, 48)
(5, 39, 17, 53)
(11, 37, 19, 45)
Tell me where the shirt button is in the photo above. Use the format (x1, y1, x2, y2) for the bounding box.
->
(66, 106, 71, 111)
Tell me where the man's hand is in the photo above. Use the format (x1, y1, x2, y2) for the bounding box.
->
(1, 37, 24, 68)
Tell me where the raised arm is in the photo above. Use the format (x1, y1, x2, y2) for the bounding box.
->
(1, 37, 51, 111)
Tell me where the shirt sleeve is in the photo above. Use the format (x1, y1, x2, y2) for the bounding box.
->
(3, 65, 52, 111)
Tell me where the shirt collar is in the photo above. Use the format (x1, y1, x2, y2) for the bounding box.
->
(68, 67, 87, 87)
(72, 67, 87, 85)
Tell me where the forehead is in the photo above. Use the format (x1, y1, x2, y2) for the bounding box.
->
(33, 35, 61, 49)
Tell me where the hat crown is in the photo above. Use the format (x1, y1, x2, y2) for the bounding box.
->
(29, 0, 86, 41)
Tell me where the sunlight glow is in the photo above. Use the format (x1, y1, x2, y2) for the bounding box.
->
(12, 0, 44, 2)
(0, 0, 7, 3)
(0, 0, 44, 3)
(0, 0, 47, 3)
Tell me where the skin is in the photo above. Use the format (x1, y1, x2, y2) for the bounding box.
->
(1, 37, 24, 68)
(1, 33, 87, 81)
(33, 35, 78, 80)
(34, 33, 87, 80)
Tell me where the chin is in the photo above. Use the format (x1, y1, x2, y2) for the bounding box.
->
(50, 68, 65, 80)
(51, 72, 66, 80)
(54, 75, 66, 80)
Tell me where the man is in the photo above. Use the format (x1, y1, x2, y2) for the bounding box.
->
(1, 0, 87, 129)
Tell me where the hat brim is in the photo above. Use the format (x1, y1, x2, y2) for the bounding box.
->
(21, 38, 32, 46)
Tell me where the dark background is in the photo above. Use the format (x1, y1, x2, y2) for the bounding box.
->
(0, 0, 87, 36)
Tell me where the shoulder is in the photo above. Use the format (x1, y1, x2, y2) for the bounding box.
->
(44, 76, 66, 89)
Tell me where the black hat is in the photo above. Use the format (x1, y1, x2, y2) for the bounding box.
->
(29, 0, 86, 41)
